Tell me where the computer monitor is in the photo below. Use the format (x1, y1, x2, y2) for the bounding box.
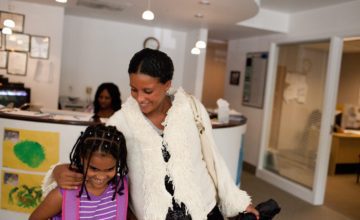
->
(0, 87, 31, 108)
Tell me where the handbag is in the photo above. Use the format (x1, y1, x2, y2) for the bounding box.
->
(188, 95, 218, 189)
(236, 199, 281, 220)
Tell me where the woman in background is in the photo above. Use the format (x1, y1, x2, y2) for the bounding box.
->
(92, 82, 121, 121)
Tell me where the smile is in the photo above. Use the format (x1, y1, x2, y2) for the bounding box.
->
(139, 103, 150, 108)
(93, 178, 106, 184)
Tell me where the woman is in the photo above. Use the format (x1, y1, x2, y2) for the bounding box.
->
(92, 82, 121, 120)
(47, 49, 259, 219)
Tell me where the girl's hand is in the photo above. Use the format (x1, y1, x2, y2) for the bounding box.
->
(53, 164, 83, 189)
(245, 204, 260, 220)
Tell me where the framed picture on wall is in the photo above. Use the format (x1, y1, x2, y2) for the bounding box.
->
(30, 35, 50, 59)
(7, 51, 27, 76)
(5, 33, 30, 52)
(0, 51, 8, 69)
(242, 52, 268, 108)
(0, 11, 25, 33)
(229, 71, 240, 85)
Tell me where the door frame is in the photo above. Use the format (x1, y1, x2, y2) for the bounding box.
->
(256, 37, 343, 205)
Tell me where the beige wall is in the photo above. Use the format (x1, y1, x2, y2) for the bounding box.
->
(337, 52, 360, 106)
(201, 42, 227, 108)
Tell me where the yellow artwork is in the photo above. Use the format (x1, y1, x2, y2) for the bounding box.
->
(2, 128, 59, 172)
(1, 171, 43, 213)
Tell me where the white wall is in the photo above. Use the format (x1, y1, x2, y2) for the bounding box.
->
(226, 35, 280, 166)
(225, 0, 360, 166)
(60, 15, 188, 101)
(0, 0, 64, 109)
(182, 28, 208, 99)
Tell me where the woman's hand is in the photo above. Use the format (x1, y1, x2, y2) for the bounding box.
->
(53, 164, 83, 189)
(245, 204, 260, 220)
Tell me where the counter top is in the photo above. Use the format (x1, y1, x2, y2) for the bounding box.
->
(211, 118, 247, 129)
(0, 111, 98, 126)
(333, 131, 360, 138)
(0, 110, 247, 128)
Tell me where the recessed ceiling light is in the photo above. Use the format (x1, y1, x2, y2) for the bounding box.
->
(194, 13, 204, 18)
(199, 0, 210, 5)
(55, 0, 67, 3)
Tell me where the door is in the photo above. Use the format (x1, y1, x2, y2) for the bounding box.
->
(257, 37, 343, 205)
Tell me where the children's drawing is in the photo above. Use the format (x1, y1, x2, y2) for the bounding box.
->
(1, 172, 43, 213)
(8, 185, 42, 208)
(13, 140, 45, 168)
(3, 128, 59, 172)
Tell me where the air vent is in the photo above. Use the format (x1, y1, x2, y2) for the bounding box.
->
(77, 0, 125, 11)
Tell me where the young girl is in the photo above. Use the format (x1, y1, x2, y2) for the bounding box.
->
(30, 125, 128, 220)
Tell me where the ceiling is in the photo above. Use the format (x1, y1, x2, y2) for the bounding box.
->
(261, 0, 356, 13)
(17, 0, 359, 40)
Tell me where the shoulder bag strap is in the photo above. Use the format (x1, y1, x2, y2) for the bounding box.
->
(188, 94, 218, 189)
(62, 189, 80, 220)
(116, 177, 129, 220)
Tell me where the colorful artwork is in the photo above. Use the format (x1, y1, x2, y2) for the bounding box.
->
(1, 171, 43, 213)
(13, 141, 46, 168)
(2, 128, 59, 172)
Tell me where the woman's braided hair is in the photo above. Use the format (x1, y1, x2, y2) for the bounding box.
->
(69, 124, 128, 200)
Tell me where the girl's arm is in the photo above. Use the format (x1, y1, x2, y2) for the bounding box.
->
(29, 187, 62, 220)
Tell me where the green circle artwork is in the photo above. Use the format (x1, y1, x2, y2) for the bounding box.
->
(13, 141, 45, 168)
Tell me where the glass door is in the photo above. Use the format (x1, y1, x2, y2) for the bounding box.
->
(257, 37, 343, 204)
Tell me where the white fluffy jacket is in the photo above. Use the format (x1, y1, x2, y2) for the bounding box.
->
(107, 88, 251, 219)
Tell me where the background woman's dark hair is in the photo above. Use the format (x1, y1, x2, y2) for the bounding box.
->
(128, 48, 174, 83)
(69, 124, 128, 200)
(93, 83, 122, 114)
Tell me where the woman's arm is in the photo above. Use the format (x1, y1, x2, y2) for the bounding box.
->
(53, 164, 83, 189)
(196, 99, 253, 216)
(29, 188, 62, 220)
(42, 163, 83, 198)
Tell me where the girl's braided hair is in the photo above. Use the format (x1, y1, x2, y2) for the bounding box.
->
(69, 124, 128, 200)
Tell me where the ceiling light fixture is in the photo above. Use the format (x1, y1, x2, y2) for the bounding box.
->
(196, 40, 206, 49)
(2, 27, 12, 35)
(142, 0, 154, 21)
(4, 19, 15, 28)
(191, 47, 201, 55)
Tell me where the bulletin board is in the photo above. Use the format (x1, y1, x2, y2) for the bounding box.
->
(242, 52, 268, 108)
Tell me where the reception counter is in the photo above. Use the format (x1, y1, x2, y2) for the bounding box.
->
(0, 111, 246, 219)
